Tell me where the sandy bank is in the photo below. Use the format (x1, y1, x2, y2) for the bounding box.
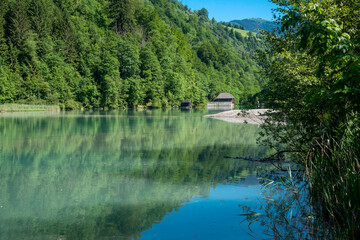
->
(204, 109, 271, 125)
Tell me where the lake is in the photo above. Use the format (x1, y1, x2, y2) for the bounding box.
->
(0, 110, 284, 240)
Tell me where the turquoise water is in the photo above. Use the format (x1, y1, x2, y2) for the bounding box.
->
(0, 110, 274, 240)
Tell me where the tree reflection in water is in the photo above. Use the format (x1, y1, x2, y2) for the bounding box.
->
(0, 110, 273, 240)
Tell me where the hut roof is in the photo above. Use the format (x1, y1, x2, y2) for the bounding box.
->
(216, 93, 234, 100)
(181, 100, 191, 103)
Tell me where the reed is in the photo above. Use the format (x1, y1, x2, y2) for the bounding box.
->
(306, 125, 360, 239)
(240, 163, 331, 239)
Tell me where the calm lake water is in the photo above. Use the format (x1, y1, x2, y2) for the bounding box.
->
(0, 110, 278, 240)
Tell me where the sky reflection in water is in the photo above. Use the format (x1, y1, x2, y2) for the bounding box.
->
(141, 183, 267, 240)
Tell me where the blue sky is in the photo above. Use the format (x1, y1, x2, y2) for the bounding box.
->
(180, 0, 277, 22)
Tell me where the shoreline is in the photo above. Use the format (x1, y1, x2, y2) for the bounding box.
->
(0, 104, 60, 112)
(204, 109, 270, 125)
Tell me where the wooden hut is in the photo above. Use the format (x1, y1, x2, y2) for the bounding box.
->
(180, 100, 191, 109)
(208, 93, 235, 110)
(214, 93, 235, 104)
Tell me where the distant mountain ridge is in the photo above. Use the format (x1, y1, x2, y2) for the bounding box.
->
(230, 18, 278, 33)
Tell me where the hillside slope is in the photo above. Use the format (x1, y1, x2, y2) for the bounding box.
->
(0, 0, 265, 109)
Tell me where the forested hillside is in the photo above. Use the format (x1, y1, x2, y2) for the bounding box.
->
(0, 0, 265, 109)
(231, 18, 278, 33)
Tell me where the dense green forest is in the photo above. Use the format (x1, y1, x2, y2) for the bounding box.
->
(0, 0, 266, 109)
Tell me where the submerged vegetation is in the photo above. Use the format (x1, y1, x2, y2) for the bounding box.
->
(0, 0, 265, 109)
(259, 0, 360, 238)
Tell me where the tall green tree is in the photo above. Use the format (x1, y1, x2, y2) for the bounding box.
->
(109, 0, 140, 34)
(261, 0, 360, 146)
(8, 0, 31, 51)
(140, 46, 163, 104)
(0, 0, 8, 57)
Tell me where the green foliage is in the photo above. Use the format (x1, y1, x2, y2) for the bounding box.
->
(259, 0, 360, 238)
(197, 8, 209, 19)
(0, 0, 266, 108)
(109, 0, 140, 34)
(0, 61, 16, 102)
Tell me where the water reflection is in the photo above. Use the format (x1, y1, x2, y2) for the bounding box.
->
(240, 163, 329, 239)
(0, 110, 272, 239)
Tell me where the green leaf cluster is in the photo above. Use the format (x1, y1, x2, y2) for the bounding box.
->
(260, 0, 360, 147)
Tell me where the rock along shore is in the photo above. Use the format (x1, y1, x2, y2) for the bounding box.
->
(204, 109, 271, 125)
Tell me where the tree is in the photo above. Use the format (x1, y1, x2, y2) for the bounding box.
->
(260, 0, 360, 237)
(118, 41, 140, 79)
(197, 42, 217, 66)
(28, 0, 54, 37)
(140, 47, 163, 104)
(8, 0, 31, 51)
(198, 8, 209, 19)
(262, 0, 360, 145)
(109, 0, 140, 34)
(0, 0, 8, 57)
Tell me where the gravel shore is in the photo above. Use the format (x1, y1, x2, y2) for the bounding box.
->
(204, 109, 270, 125)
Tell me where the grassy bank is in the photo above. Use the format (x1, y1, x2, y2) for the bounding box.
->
(307, 127, 360, 238)
(0, 104, 60, 112)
